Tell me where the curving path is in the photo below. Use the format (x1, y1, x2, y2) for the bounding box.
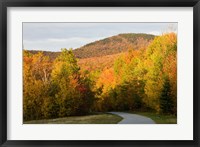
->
(109, 112, 155, 124)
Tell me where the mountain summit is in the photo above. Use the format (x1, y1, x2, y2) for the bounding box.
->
(73, 33, 155, 58)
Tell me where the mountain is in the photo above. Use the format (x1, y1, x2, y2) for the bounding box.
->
(73, 33, 155, 58)
(26, 33, 155, 60)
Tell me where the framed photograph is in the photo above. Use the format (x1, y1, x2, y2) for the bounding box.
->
(0, 0, 199, 146)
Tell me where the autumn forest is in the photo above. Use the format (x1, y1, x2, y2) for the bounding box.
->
(23, 32, 177, 123)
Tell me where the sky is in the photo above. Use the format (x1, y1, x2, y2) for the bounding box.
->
(23, 22, 177, 52)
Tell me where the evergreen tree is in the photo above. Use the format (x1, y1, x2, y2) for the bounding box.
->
(160, 77, 173, 114)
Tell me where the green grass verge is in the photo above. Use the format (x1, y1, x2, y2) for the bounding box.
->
(130, 111, 177, 124)
(24, 113, 123, 124)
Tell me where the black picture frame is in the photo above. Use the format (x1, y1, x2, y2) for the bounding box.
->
(0, 0, 199, 146)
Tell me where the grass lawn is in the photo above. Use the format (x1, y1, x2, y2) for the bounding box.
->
(24, 113, 123, 124)
(130, 111, 177, 124)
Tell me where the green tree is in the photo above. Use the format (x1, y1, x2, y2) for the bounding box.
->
(160, 77, 174, 114)
(143, 33, 177, 112)
(51, 48, 94, 117)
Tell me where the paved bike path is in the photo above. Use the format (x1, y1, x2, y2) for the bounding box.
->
(109, 112, 155, 124)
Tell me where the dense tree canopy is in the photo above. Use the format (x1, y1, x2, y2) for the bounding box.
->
(23, 49, 94, 121)
(23, 33, 177, 121)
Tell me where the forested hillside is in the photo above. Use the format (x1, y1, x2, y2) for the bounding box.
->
(23, 33, 176, 122)
(73, 33, 155, 58)
(28, 33, 155, 60)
